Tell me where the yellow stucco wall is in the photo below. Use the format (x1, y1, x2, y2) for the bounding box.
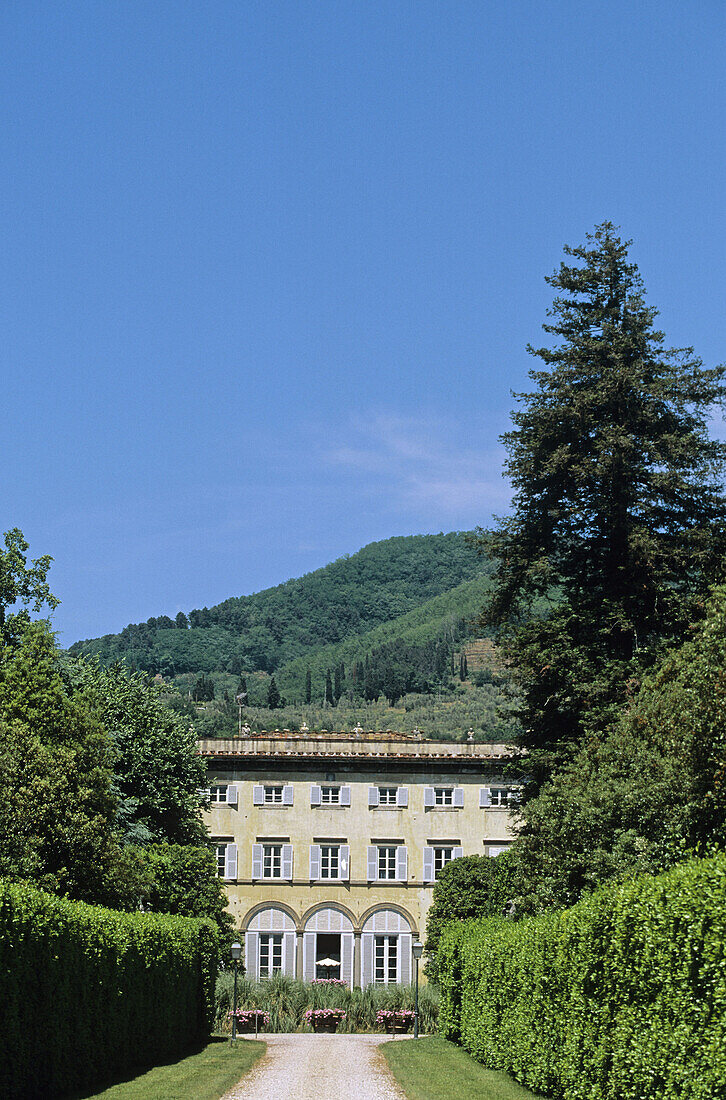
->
(204, 762, 517, 940)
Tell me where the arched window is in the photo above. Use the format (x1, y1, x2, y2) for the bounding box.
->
(361, 909, 412, 987)
(245, 908, 296, 980)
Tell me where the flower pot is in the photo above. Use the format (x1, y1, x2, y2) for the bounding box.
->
(313, 1021, 339, 1032)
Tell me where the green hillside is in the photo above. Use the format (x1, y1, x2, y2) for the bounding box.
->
(274, 570, 496, 702)
(68, 532, 487, 679)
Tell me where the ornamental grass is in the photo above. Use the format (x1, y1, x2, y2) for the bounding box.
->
(214, 973, 439, 1034)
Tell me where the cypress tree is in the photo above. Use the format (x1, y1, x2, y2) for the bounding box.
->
(325, 669, 334, 706)
(267, 677, 281, 709)
(305, 669, 312, 705)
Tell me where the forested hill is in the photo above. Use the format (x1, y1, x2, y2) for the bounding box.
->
(69, 532, 489, 678)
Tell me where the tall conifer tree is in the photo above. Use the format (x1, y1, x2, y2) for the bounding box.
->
(481, 223, 726, 775)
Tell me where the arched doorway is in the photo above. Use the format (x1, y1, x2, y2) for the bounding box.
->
(302, 907, 354, 986)
(361, 908, 412, 987)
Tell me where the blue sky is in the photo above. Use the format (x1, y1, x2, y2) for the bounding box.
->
(3, 1, 725, 644)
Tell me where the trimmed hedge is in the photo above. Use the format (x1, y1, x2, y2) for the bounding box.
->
(0, 879, 218, 1099)
(438, 854, 726, 1100)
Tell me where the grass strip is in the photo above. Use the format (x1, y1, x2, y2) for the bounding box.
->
(382, 1036, 543, 1100)
(68, 1036, 265, 1100)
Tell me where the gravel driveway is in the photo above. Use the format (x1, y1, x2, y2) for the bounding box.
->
(220, 1033, 407, 1100)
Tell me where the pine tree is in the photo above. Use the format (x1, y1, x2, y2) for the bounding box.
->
(481, 222, 726, 773)
(305, 669, 312, 705)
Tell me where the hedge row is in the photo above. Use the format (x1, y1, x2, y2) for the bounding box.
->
(0, 879, 218, 1099)
(438, 854, 726, 1100)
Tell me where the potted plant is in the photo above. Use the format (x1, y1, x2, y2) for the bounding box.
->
(376, 1009, 415, 1034)
(304, 1008, 347, 1033)
(228, 1008, 270, 1033)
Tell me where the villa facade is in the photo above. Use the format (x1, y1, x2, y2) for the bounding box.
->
(199, 728, 521, 987)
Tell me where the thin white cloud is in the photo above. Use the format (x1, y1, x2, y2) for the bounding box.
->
(324, 413, 511, 521)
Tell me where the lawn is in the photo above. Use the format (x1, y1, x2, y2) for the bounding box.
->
(382, 1037, 543, 1100)
(68, 1037, 265, 1100)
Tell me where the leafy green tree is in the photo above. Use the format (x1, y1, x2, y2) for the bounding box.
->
(512, 582, 726, 911)
(71, 659, 207, 846)
(0, 622, 129, 904)
(0, 528, 60, 644)
(480, 223, 726, 776)
(139, 843, 234, 940)
(267, 676, 281, 709)
(175, 611, 189, 629)
(424, 854, 518, 980)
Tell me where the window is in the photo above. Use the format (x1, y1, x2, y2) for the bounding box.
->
(320, 845, 340, 878)
(210, 786, 228, 803)
(321, 785, 340, 805)
(424, 786, 463, 809)
(377, 846, 397, 880)
(374, 935, 398, 984)
(423, 844, 462, 882)
(431, 849, 453, 875)
(259, 934, 283, 978)
(264, 785, 284, 804)
(262, 844, 282, 878)
(367, 845, 407, 881)
(490, 787, 516, 806)
(214, 841, 237, 880)
(378, 787, 398, 805)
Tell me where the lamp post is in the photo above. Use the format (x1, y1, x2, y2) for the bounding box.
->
(412, 940, 424, 1039)
(230, 941, 242, 1041)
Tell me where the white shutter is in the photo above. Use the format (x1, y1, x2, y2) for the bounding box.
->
(340, 785, 351, 806)
(423, 846, 435, 883)
(309, 844, 321, 880)
(283, 932, 296, 977)
(453, 787, 464, 808)
(367, 846, 378, 881)
(396, 846, 408, 881)
(253, 785, 264, 806)
(245, 931, 259, 980)
(339, 844, 350, 881)
(399, 933, 412, 986)
(283, 784, 294, 805)
(251, 844, 263, 879)
(341, 933, 354, 987)
(423, 786, 435, 808)
(453, 845, 463, 860)
(397, 787, 409, 807)
(303, 932, 316, 982)
(224, 843, 237, 880)
(368, 786, 379, 807)
(226, 784, 238, 806)
(361, 933, 374, 987)
(310, 784, 322, 806)
(282, 844, 293, 880)
(479, 787, 491, 808)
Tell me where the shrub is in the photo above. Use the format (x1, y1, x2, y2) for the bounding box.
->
(437, 854, 726, 1100)
(0, 879, 218, 1099)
